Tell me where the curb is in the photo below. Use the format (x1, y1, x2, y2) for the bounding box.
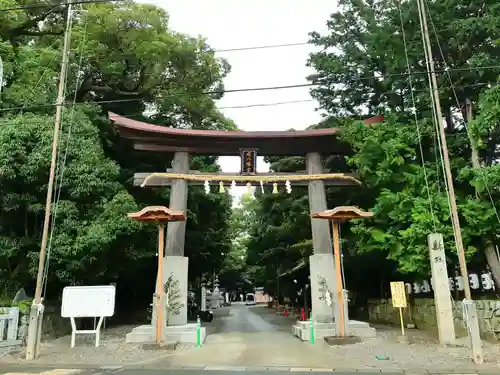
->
(118, 365, 492, 374)
(1, 364, 496, 374)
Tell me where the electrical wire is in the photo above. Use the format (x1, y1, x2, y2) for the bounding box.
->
(40, 3, 75, 298)
(0, 80, 498, 115)
(42, 5, 89, 299)
(121, 99, 315, 120)
(424, 0, 500, 229)
(417, 0, 461, 259)
(398, 0, 436, 231)
(57, 62, 500, 81)
(0, 0, 116, 12)
(215, 42, 309, 53)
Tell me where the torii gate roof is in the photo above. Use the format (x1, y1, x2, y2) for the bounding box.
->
(109, 112, 384, 156)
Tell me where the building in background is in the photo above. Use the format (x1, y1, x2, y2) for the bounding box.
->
(254, 287, 272, 304)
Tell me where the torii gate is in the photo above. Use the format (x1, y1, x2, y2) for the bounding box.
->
(111, 112, 383, 344)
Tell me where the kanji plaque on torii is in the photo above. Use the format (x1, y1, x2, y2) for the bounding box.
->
(240, 148, 257, 175)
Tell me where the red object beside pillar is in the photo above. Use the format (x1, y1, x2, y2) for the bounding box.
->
(301, 308, 305, 321)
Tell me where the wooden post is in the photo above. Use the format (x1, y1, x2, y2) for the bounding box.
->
(332, 220, 345, 337)
(417, 0, 471, 301)
(26, 2, 73, 360)
(399, 307, 405, 336)
(156, 223, 165, 343)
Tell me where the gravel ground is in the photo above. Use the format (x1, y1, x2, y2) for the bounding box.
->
(250, 305, 500, 372)
(320, 325, 500, 372)
(1, 325, 191, 366)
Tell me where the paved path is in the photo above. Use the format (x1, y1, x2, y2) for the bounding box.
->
(148, 304, 338, 368)
(211, 304, 276, 333)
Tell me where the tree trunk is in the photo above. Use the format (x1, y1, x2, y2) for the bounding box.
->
(484, 244, 500, 289)
(465, 98, 500, 288)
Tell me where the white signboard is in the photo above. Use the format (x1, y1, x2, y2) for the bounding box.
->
(61, 285, 116, 318)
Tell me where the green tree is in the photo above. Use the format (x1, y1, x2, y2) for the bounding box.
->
(0, 109, 144, 289)
(306, 0, 500, 283)
(0, 1, 235, 302)
(308, 0, 500, 121)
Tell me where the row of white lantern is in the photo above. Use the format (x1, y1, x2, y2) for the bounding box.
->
(203, 180, 292, 195)
(407, 273, 495, 294)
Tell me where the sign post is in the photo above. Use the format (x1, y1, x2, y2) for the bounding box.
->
(309, 316, 315, 344)
(61, 285, 116, 348)
(390, 281, 407, 337)
(427, 233, 456, 346)
(196, 316, 201, 348)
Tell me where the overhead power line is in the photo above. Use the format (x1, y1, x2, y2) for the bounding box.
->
(1, 62, 499, 114)
(0, 0, 116, 12)
(0, 80, 497, 114)
(215, 42, 310, 53)
(220, 99, 314, 109)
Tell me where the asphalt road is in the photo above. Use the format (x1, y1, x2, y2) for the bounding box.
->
(206, 303, 277, 334)
(115, 369, 407, 375)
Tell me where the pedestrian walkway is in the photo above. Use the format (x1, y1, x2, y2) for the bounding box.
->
(148, 304, 336, 368)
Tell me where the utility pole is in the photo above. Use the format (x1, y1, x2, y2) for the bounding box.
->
(417, 0, 483, 363)
(25, 2, 73, 360)
(417, 0, 471, 300)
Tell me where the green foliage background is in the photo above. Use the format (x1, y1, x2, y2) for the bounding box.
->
(2, 0, 500, 317)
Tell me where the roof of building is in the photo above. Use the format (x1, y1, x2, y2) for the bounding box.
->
(110, 112, 384, 156)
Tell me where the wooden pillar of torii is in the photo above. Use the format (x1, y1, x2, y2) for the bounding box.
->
(312, 206, 373, 337)
(127, 206, 186, 343)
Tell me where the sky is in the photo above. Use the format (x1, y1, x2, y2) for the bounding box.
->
(140, 0, 337, 200)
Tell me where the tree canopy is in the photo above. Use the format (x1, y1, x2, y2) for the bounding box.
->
(0, 0, 234, 308)
(242, 0, 500, 300)
(3, 0, 500, 316)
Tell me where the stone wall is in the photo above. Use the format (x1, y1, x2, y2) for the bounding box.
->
(17, 305, 71, 342)
(368, 298, 500, 340)
(41, 305, 72, 338)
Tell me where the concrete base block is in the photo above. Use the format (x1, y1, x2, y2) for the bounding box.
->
(324, 335, 362, 346)
(292, 320, 376, 341)
(125, 323, 206, 345)
(164, 323, 206, 344)
(142, 342, 179, 350)
(396, 335, 410, 344)
(126, 324, 155, 343)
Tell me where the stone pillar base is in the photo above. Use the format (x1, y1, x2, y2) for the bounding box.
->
(309, 253, 337, 323)
(125, 323, 206, 345)
(152, 256, 189, 326)
(292, 320, 376, 342)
